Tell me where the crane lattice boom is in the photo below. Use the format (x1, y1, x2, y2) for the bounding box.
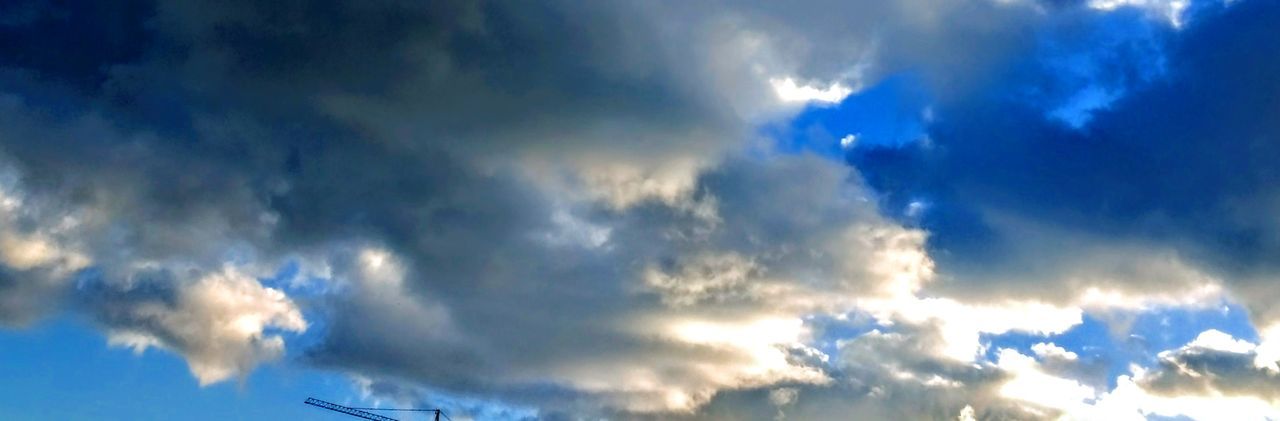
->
(304, 397, 399, 421)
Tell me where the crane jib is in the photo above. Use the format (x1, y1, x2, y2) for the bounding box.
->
(304, 397, 400, 421)
(303, 397, 447, 421)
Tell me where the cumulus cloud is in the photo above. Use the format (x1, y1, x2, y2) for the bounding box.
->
(301, 154, 935, 415)
(98, 266, 306, 384)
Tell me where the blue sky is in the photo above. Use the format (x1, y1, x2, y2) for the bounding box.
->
(1, 0, 1279, 420)
(0, 317, 348, 420)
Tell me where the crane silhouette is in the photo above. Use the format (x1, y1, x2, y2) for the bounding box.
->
(304, 397, 449, 421)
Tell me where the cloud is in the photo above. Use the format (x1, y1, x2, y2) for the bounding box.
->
(1056, 329, 1280, 421)
(0, 92, 306, 381)
(1031, 342, 1079, 361)
(0, 172, 90, 325)
(995, 348, 1097, 414)
(301, 154, 933, 415)
(1089, 0, 1192, 26)
(0, 0, 1276, 419)
(97, 266, 306, 384)
(675, 324, 1047, 420)
(770, 77, 855, 104)
(1139, 330, 1280, 401)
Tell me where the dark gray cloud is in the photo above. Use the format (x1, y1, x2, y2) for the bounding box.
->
(301, 154, 921, 415)
(1140, 331, 1280, 401)
(0, 0, 918, 413)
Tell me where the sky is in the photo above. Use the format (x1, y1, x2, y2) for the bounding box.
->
(0, 0, 1278, 420)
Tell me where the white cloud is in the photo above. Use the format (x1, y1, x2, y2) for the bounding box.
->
(1254, 324, 1280, 371)
(107, 266, 306, 385)
(1093, 373, 1280, 421)
(1031, 342, 1079, 361)
(840, 134, 858, 149)
(858, 295, 1083, 361)
(770, 77, 855, 104)
(1077, 283, 1224, 312)
(1186, 329, 1256, 354)
(663, 316, 830, 390)
(1088, 0, 1191, 27)
(996, 348, 1097, 413)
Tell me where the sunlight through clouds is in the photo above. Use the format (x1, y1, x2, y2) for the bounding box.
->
(0, 0, 1277, 419)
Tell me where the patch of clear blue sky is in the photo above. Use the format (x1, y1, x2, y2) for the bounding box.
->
(0, 316, 356, 420)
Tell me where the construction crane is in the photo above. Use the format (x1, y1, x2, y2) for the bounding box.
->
(304, 397, 449, 421)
